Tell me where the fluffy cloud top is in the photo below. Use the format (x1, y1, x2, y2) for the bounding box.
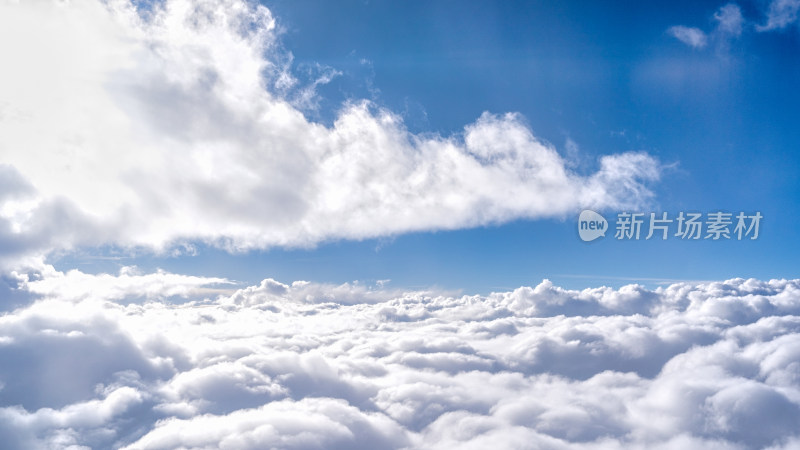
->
(0, 0, 660, 260)
(1, 271, 800, 448)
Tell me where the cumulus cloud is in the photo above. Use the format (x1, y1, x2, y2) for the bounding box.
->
(21, 265, 234, 303)
(0, 0, 661, 260)
(1, 270, 799, 448)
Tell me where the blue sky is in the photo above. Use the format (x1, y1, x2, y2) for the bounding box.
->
(5, 2, 800, 448)
(37, 0, 800, 293)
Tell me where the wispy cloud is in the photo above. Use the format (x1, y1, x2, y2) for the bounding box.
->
(714, 3, 745, 36)
(758, 0, 800, 30)
(669, 1, 799, 50)
(668, 25, 709, 48)
(667, 3, 744, 50)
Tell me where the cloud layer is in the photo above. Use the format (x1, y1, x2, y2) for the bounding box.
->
(1, 271, 800, 448)
(0, 0, 660, 260)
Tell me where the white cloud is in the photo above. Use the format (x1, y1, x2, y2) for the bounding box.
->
(0, 270, 799, 448)
(668, 3, 744, 51)
(758, 0, 800, 30)
(668, 26, 708, 48)
(0, 0, 661, 261)
(122, 398, 412, 450)
(714, 4, 744, 36)
(670, 0, 800, 47)
(21, 264, 233, 303)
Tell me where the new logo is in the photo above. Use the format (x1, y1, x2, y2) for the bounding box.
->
(578, 210, 607, 242)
